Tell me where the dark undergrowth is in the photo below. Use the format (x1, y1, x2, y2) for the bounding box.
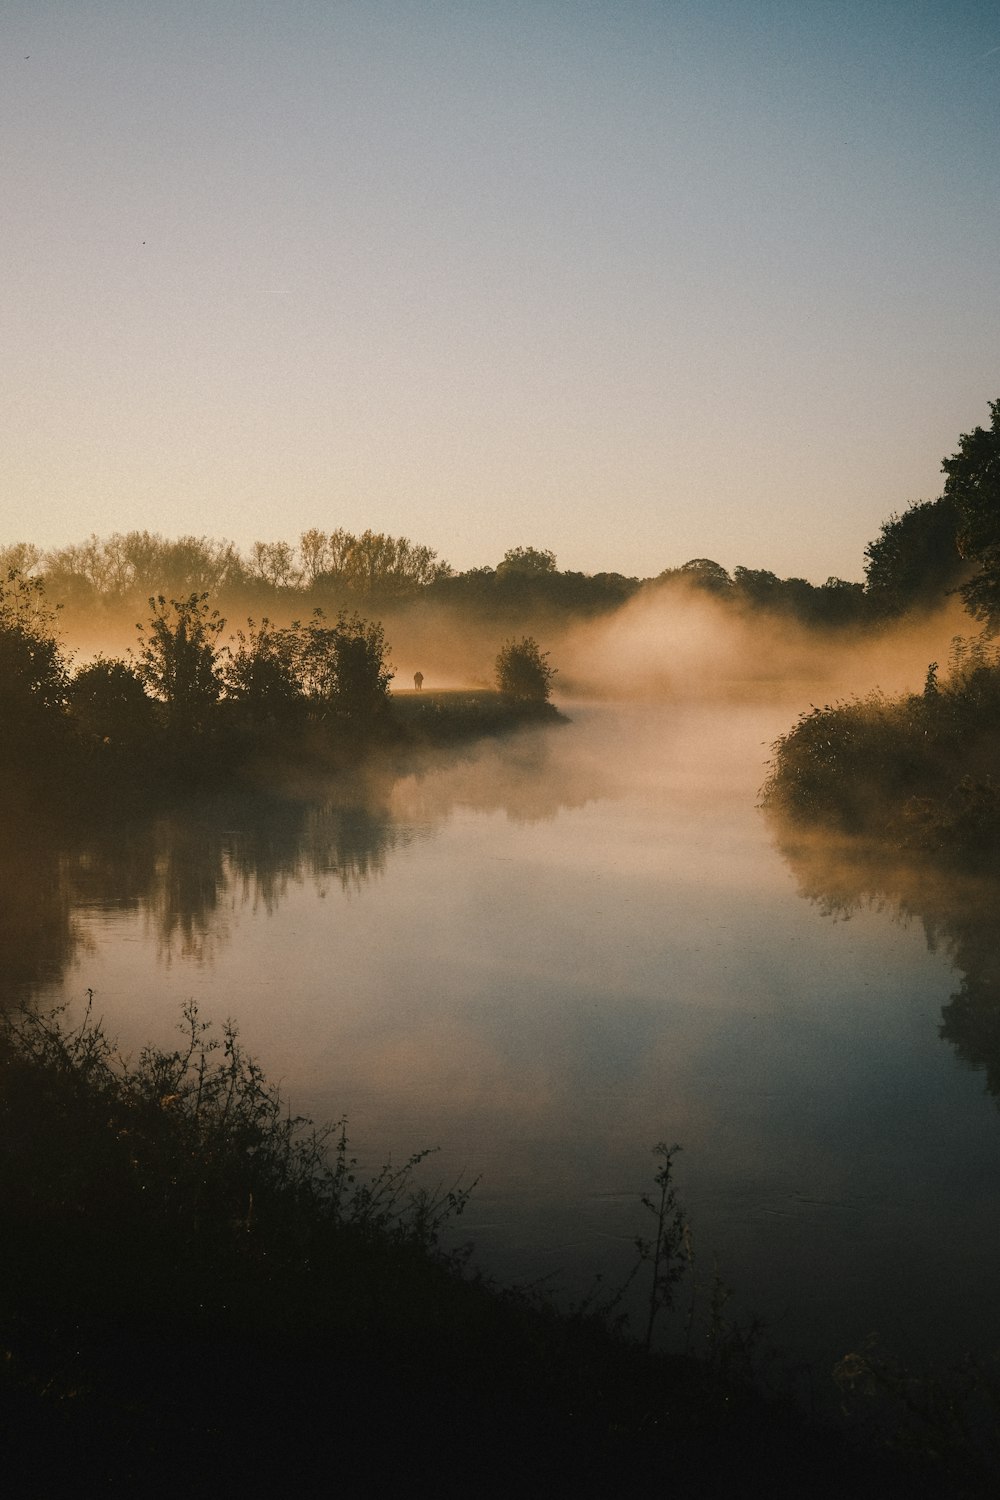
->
(0, 1000, 940, 1498)
(762, 636, 1000, 868)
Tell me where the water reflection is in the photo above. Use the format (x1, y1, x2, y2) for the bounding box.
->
(771, 819, 1000, 1096)
(0, 726, 606, 1002)
(0, 832, 77, 995)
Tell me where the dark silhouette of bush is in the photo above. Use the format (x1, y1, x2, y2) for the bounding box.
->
(495, 636, 556, 703)
(68, 657, 156, 748)
(943, 397, 1000, 625)
(284, 608, 394, 720)
(135, 593, 226, 728)
(763, 636, 1000, 861)
(220, 617, 303, 723)
(0, 570, 70, 778)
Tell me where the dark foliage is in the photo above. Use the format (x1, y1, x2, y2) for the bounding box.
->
(135, 592, 226, 726)
(0, 1003, 927, 1497)
(67, 657, 156, 748)
(495, 636, 557, 703)
(864, 497, 967, 617)
(220, 617, 303, 723)
(762, 636, 1000, 864)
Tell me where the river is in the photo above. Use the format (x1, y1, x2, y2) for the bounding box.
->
(7, 700, 1000, 1396)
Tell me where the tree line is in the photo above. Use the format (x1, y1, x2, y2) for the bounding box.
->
(0, 557, 561, 817)
(0, 477, 986, 633)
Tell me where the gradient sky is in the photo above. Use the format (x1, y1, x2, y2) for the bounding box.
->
(3, 0, 999, 581)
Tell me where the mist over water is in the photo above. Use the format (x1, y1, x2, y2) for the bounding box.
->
(8, 687, 1000, 1393)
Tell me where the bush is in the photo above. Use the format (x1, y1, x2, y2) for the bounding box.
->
(762, 636, 1000, 860)
(68, 657, 155, 747)
(0, 570, 70, 775)
(495, 636, 556, 703)
(220, 617, 303, 722)
(135, 592, 225, 726)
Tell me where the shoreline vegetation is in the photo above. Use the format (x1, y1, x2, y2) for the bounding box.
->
(762, 634, 1000, 868)
(0, 1000, 937, 1497)
(0, 565, 565, 824)
(764, 399, 1000, 868)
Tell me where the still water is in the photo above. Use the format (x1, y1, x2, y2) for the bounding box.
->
(8, 702, 1000, 1389)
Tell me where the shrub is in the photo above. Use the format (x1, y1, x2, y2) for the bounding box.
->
(68, 657, 155, 746)
(495, 636, 556, 703)
(221, 617, 302, 722)
(135, 593, 225, 726)
(0, 570, 70, 773)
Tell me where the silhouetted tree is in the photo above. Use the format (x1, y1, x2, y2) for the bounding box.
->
(308, 529, 450, 600)
(221, 618, 302, 722)
(0, 542, 41, 578)
(0, 570, 70, 774)
(656, 559, 733, 598)
(135, 593, 225, 726)
(68, 658, 155, 747)
(329, 613, 394, 718)
(939, 397, 1000, 625)
(863, 497, 965, 616)
(248, 540, 300, 591)
(298, 528, 331, 586)
(284, 608, 393, 719)
(44, 532, 246, 607)
(495, 546, 557, 578)
(495, 636, 556, 702)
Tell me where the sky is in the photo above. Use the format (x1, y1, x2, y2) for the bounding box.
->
(3, 0, 999, 583)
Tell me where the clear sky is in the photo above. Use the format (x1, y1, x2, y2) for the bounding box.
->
(3, 0, 999, 582)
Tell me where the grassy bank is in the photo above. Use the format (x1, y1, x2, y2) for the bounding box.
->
(762, 639, 1000, 867)
(391, 685, 565, 743)
(0, 1000, 931, 1498)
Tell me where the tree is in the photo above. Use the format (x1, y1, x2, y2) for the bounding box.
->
(284, 608, 393, 719)
(248, 540, 301, 591)
(495, 637, 556, 703)
(221, 618, 302, 722)
(495, 546, 557, 578)
(0, 570, 70, 770)
(42, 532, 247, 607)
(135, 594, 225, 725)
(941, 398, 1000, 624)
(327, 612, 393, 718)
(0, 542, 41, 577)
(68, 658, 155, 746)
(305, 529, 450, 599)
(298, 529, 331, 587)
(863, 497, 965, 616)
(678, 558, 733, 595)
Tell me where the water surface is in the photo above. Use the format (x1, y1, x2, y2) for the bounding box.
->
(9, 702, 1000, 1390)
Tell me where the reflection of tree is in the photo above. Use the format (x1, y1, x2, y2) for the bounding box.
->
(0, 789, 404, 997)
(3, 728, 604, 994)
(0, 830, 77, 1003)
(769, 815, 1000, 1096)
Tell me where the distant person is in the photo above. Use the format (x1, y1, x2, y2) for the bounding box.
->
(413, 671, 424, 691)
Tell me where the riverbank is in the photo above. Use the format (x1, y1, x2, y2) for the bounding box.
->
(761, 642, 1000, 869)
(0, 1000, 955, 1498)
(2, 687, 566, 835)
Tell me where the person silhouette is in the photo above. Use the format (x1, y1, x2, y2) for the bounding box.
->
(413, 671, 424, 691)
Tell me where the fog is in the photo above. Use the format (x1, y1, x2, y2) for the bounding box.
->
(53, 578, 972, 713)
